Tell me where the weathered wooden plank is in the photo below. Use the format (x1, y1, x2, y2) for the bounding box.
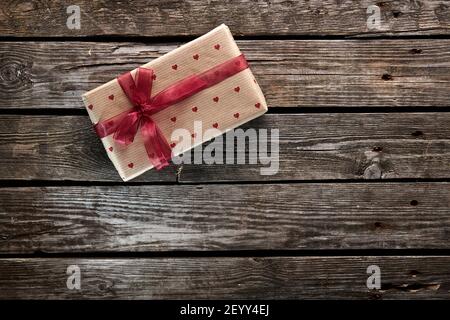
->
(0, 183, 449, 253)
(179, 113, 450, 182)
(0, 257, 448, 299)
(0, 115, 177, 182)
(2, 113, 446, 182)
(1, 40, 450, 109)
(1, 0, 450, 37)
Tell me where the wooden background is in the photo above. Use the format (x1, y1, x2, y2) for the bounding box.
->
(0, 0, 450, 299)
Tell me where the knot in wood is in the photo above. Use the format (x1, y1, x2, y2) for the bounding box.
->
(0, 60, 32, 90)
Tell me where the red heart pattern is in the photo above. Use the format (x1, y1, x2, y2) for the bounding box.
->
(88, 104, 93, 110)
(95, 41, 264, 175)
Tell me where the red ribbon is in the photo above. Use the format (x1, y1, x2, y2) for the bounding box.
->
(94, 54, 249, 170)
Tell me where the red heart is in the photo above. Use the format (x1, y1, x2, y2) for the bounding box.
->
(255, 102, 261, 109)
(214, 44, 220, 50)
(88, 104, 93, 110)
(170, 142, 176, 148)
(233, 113, 240, 118)
(193, 54, 199, 60)
(212, 122, 219, 129)
(191, 132, 197, 138)
(191, 106, 198, 112)
(172, 64, 178, 70)
(234, 86, 240, 93)
(152, 74, 157, 80)
(108, 94, 114, 100)
(170, 116, 177, 122)
(108, 146, 113, 152)
(128, 163, 134, 168)
(213, 96, 219, 103)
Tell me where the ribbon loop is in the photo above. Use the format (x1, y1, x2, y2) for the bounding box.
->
(114, 67, 171, 167)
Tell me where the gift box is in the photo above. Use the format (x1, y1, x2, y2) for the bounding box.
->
(82, 24, 268, 181)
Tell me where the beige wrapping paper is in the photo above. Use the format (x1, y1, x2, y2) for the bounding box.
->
(82, 24, 268, 181)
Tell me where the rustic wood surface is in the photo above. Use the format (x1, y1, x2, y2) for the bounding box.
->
(0, 114, 176, 182)
(0, 183, 448, 253)
(2, 40, 450, 109)
(0, 0, 449, 300)
(1, 0, 450, 37)
(0, 113, 448, 182)
(0, 257, 448, 299)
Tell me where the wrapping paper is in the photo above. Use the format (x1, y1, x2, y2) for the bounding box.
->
(82, 24, 268, 181)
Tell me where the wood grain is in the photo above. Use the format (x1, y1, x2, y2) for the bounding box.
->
(1, 40, 450, 109)
(0, 257, 448, 299)
(0, 183, 449, 253)
(2, 0, 450, 302)
(180, 113, 450, 182)
(0, 115, 177, 182)
(1, 0, 450, 37)
(1, 113, 448, 182)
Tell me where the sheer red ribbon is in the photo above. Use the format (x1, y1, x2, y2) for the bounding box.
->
(94, 54, 249, 170)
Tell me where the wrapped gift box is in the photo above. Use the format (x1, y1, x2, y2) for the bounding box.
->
(82, 24, 268, 181)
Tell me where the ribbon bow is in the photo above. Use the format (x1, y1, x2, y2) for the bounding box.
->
(94, 54, 248, 170)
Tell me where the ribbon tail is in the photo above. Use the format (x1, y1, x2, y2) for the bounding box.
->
(140, 117, 172, 170)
